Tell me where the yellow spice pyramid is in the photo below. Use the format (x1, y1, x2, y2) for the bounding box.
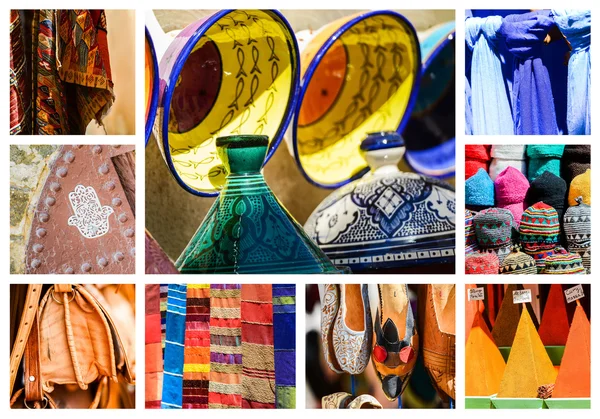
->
(466, 311, 506, 396)
(497, 308, 557, 398)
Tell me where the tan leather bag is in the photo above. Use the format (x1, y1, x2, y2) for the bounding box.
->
(10, 284, 135, 409)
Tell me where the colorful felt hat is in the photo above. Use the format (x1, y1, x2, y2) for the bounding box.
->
(541, 247, 586, 274)
(499, 245, 537, 274)
(466, 168, 495, 207)
(465, 209, 478, 253)
(526, 144, 565, 181)
(465, 145, 491, 179)
(563, 197, 591, 273)
(562, 145, 590, 184)
(465, 251, 499, 274)
(489, 145, 527, 180)
(526, 171, 567, 222)
(495, 166, 529, 226)
(519, 202, 559, 271)
(568, 168, 591, 206)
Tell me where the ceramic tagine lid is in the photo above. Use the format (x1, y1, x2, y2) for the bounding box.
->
(175, 135, 342, 274)
(304, 132, 456, 273)
(153, 9, 300, 197)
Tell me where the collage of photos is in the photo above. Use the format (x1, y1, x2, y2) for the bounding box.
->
(5, 4, 594, 414)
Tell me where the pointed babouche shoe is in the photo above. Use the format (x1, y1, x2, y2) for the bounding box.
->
(322, 392, 353, 408)
(332, 284, 373, 374)
(321, 284, 343, 373)
(418, 284, 456, 401)
(371, 284, 419, 401)
(347, 395, 383, 409)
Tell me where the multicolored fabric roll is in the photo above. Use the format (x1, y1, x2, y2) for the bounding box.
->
(183, 285, 211, 408)
(242, 285, 275, 408)
(161, 284, 188, 409)
(146, 284, 163, 409)
(209, 284, 242, 408)
(272, 285, 296, 408)
(160, 284, 168, 356)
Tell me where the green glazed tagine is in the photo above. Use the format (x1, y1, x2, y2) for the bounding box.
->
(176, 135, 342, 274)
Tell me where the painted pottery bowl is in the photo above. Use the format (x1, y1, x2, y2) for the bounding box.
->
(403, 21, 455, 178)
(304, 132, 455, 273)
(145, 27, 159, 146)
(154, 10, 300, 196)
(289, 11, 422, 189)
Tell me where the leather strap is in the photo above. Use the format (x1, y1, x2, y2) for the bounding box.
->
(54, 284, 73, 293)
(10, 284, 43, 397)
(24, 311, 43, 405)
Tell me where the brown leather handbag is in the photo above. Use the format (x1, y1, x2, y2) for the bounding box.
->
(10, 284, 136, 409)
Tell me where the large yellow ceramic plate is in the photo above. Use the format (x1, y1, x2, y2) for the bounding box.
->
(156, 10, 299, 196)
(292, 11, 421, 188)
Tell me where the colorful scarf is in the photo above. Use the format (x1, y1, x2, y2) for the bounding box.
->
(272, 285, 296, 408)
(9, 9, 114, 135)
(161, 284, 188, 409)
(145, 284, 163, 409)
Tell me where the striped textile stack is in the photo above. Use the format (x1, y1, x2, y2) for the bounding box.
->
(161, 284, 188, 409)
(145, 284, 163, 409)
(242, 284, 275, 408)
(272, 284, 296, 408)
(209, 284, 242, 408)
(183, 285, 211, 408)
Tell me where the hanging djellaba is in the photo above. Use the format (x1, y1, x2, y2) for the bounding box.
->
(149, 9, 341, 274)
(287, 11, 456, 273)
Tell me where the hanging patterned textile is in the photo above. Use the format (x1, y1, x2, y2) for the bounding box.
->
(466, 16, 514, 135)
(498, 11, 559, 135)
(183, 285, 211, 408)
(241, 284, 276, 408)
(146, 284, 164, 409)
(552, 9, 591, 135)
(161, 284, 188, 409)
(273, 284, 296, 408)
(9, 9, 114, 135)
(209, 284, 243, 408)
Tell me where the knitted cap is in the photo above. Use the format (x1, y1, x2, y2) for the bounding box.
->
(491, 145, 527, 159)
(541, 248, 586, 274)
(563, 198, 591, 273)
(492, 244, 512, 265)
(466, 251, 499, 274)
(526, 171, 567, 221)
(495, 166, 530, 225)
(500, 246, 537, 274)
(568, 169, 591, 206)
(489, 158, 527, 181)
(526, 145, 565, 159)
(465, 145, 491, 179)
(527, 145, 565, 182)
(466, 168, 495, 207)
(562, 145, 590, 184)
(526, 248, 557, 273)
(474, 207, 515, 249)
(465, 210, 478, 253)
(519, 202, 560, 251)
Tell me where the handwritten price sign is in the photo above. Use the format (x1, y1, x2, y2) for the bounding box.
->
(468, 287, 485, 301)
(513, 289, 532, 304)
(564, 284, 585, 303)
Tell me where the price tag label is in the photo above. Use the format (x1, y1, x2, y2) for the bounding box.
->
(564, 284, 585, 303)
(513, 289, 532, 304)
(468, 287, 485, 301)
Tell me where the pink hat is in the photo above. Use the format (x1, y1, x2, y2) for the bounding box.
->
(494, 166, 530, 226)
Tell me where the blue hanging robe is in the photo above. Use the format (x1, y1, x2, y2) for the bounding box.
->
(552, 9, 591, 135)
(466, 16, 514, 135)
(499, 11, 559, 135)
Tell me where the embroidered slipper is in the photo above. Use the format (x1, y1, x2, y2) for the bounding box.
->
(321, 284, 343, 373)
(322, 392, 353, 408)
(347, 394, 383, 409)
(332, 284, 372, 374)
(371, 284, 418, 401)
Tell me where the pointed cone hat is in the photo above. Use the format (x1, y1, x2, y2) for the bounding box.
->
(552, 305, 590, 398)
(497, 309, 557, 398)
(538, 284, 570, 345)
(492, 284, 539, 347)
(466, 311, 506, 396)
